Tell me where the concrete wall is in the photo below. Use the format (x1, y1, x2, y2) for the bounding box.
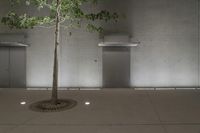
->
(0, 0, 199, 88)
(132, 0, 198, 87)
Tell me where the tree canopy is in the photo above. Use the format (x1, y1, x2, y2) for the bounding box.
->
(2, 0, 118, 32)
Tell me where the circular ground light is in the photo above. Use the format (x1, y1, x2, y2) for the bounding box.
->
(29, 99, 77, 112)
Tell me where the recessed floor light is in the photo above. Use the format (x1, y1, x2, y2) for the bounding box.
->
(20, 101, 26, 105)
(85, 101, 90, 105)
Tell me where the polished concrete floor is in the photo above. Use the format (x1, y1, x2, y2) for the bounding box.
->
(0, 89, 200, 133)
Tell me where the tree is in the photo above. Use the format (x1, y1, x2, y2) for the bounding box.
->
(2, 0, 118, 112)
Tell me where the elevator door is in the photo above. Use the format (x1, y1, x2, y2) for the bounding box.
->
(103, 47, 130, 88)
(0, 47, 26, 88)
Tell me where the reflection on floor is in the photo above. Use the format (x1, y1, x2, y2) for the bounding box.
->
(0, 89, 200, 133)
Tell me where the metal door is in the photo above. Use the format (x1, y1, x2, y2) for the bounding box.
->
(103, 47, 130, 88)
(0, 47, 26, 88)
(10, 47, 26, 88)
(0, 47, 9, 87)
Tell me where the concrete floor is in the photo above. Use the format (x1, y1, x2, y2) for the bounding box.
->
(0, 89, 200, 133)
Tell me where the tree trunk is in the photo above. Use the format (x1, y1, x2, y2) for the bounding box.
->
(51, 0, 60, 104)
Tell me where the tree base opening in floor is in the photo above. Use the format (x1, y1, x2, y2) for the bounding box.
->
(29, 99, 77, 112)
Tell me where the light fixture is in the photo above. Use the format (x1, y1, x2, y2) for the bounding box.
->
(20, 101, 26, 105)
(85, 101, 90, 105)
(0, 42, 28, 47)
(98, 34, 140, 47)
(98, 42, 139, 47)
